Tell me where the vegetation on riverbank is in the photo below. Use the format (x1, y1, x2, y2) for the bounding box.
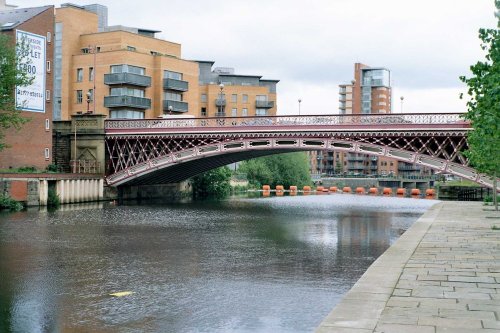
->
(238, 152, 312, 189)
(0, 195, 23, 211)
(190, 166, 232, 199)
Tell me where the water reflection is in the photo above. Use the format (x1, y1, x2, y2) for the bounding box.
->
(0, 195, 437, 333)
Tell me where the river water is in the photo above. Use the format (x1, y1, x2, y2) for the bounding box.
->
(0, 194, 437, 333)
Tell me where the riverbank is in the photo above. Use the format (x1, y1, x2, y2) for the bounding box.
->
(316, 201, 500, 333)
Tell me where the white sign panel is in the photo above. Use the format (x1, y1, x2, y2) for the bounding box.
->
(15, 30, 46, 113)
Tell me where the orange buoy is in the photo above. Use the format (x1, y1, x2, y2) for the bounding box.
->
(368, 187, 378, 195)
(411, 188, 421, 196)
(322, 188, 329, 192)
(276, 185, 284, 192)
(383, 187, 393, 196)
(343, 186, 352, 193)
(303, 186, 311, 193)
(262, 185, 270, 191)
(329, 186, 338, 193)
(396, 188, 406, 196)
(355, 187, 365, 194)
(263, 190, 270, 197)
(289, 185, 298, 192)
(316, 186, 324, 192)
(425, 189, 435, 196)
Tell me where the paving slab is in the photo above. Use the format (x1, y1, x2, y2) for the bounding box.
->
(316, 202, 500, 333)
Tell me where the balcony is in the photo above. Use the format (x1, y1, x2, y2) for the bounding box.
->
(215, 98, 226, 107)
(215, 112, 226, 117)
(104, 95, 151, 109)
(163, 78, 189, 92)
(255, 100, 275, 108)
(104, 73, 151, 87)
(163, 100, 188, 113)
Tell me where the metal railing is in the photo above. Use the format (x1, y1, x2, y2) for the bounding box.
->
(70, 160, 101, 173)
(105, 113, 468, 130)
(104, 95, 151, 109)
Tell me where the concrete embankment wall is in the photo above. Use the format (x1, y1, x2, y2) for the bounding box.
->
(1, 174, 104, 206)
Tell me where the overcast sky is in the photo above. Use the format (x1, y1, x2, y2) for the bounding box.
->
(11, 0, 498, 115)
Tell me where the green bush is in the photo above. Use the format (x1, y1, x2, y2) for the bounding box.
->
(17, 166, 37, 173)
(0, 195, 23, 211)
(45, 164, 59, 173)
(47, 189, 60, 209)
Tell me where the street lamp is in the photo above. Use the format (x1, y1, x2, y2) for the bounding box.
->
(218, 83, 224, 116)
(400, 96, 404, 113)
(298, 98, 302, 115)
(86, 91, 92, 113)
(168, 105, 173, 115)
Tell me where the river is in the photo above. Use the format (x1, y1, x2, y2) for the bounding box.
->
(0, 194, 437, 333)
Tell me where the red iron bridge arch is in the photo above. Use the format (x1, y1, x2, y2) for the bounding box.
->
(104, 113, 498, 190)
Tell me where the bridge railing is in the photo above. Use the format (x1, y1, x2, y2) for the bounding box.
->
(105, 113, 467, 130)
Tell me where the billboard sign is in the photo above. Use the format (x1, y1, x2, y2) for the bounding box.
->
(15, 30, 46, 113)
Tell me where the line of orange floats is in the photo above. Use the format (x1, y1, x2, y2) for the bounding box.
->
(261, 185, 436, 199)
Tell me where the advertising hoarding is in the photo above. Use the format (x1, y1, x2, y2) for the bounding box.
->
(15, 30, 46, 113)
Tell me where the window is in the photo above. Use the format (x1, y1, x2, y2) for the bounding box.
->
(82, 48, 90, 54)
(110, 87, 145, 97)
(127, 46, 136, 51)
(231, 94, 237, 103)
(45, 119, 50, 131)
(46, 61, 51, 73)
(76, 68, 83, 82)
(231, 108, 237, 116)
(88, 89, 94, 101)
(89, 67, 94, 81)
(201, 94, 207, 103)
(46, 90, 51, 101)
(164, 70, 182, 80)
(164, 91, 182, 101)
(47, 31, 51, 43)
(242, 94, 248, 103)
(201, 107, 207, 116)
(256, 95, 267, 102)
(110, 64, 145, 75)
(242, 108, 248, 116)
(110, 109, 145, 119)
(256, 108, 267, 116)
(44, 148, 50, 160)
(76, 90, 83, 104)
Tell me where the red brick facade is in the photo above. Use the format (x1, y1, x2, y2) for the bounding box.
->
(0, 7, 54, 170)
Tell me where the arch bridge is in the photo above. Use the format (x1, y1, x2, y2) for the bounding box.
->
(103, 113, 497, 190)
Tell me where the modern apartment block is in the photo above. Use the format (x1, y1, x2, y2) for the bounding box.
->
(197, 63, 278, 117)
(313, 63, 430, 177)
(339, 63, 391, 115)
(51, 3, 278, 121)
(0, 5, 54, 170)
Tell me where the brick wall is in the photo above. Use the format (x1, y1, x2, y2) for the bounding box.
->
(0, 7, 55, 171)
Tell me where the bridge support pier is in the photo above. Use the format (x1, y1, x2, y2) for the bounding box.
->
(117, 181, 192, 204)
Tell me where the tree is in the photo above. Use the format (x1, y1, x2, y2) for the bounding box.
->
(239, 152, 312, 188)
(460, 1, 500, 210)
(190, 166, 232, 199)
(0, 34, 33, 151)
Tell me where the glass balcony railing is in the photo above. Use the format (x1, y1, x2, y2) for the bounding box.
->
(163, 100, 188, 113)
(163, 78, 189, 92)
(104, 73, 151, 87)
(255, 100, 275, 108)
(104, 95, 151, 109)
(215, 98, 226, 107)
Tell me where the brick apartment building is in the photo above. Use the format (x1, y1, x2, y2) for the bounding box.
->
(0, 4, 54, 170)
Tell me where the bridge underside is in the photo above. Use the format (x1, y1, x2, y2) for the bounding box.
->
(120, 149, 294, 185)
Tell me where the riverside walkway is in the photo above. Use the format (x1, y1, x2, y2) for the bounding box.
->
(317, 201, 500, 333)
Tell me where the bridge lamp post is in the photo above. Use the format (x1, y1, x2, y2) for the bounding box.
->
(218, 83, 224, 117)
(400, 96, 404, 113)
(86, 91, 92, 113)
(298, 98, 302, 115)
(168, 105, 173, 115)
